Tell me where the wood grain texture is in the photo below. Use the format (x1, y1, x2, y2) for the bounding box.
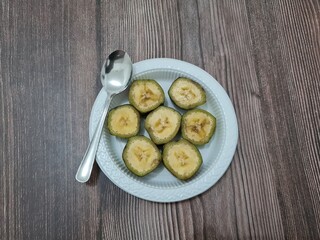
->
(1, 0, 320, 239)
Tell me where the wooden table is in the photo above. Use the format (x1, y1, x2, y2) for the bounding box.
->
(1, 0, 320, 239)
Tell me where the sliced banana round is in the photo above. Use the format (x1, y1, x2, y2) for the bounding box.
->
(129, 79, 165, 113)
(181, 109, 216, 145)
(122, 136, 161, 177)
(145, 106, 181, 145)
(107, 104, 140, 138)
(163, 139, 202, 180)
(169, 77, 206, 110)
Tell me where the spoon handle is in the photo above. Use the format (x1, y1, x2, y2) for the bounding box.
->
(75, 94, 112, 183)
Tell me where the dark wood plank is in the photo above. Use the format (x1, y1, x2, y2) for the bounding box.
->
(243, 0, 320, 238)
(1, 0, 101, 239)
(1, 0, 320, 239)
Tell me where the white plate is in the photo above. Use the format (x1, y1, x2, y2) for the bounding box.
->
(89, 58, 238, 202)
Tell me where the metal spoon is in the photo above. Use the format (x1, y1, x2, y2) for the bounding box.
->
(75, 50, 133, 183)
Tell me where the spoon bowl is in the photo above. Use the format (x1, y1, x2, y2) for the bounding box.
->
(76, 50, 133, 183)
(101, 50, 132, 94)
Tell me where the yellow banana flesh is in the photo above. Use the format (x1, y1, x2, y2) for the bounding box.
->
(184, 111, 214, 142)
(109, 107, 139, 135)
(168, 77, 206, 109)
(147, 108, 179, 139)
(171, 80, 203, 106)
(164, 140, 202, 180)
(131, 83, 163, 111)
(125, 139, 160, 174)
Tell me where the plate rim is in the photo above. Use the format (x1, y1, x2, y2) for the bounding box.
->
(89, 58, 238, 202)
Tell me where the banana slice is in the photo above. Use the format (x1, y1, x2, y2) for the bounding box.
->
(163, 139, 202, 180)
(181, 109, 216, 145)
(107, 104, 140, 138)
(122, 136, 161, 176)
(145, 106, 181, 145)
(169, 77, 206, 110)
(129, 79, 165, 113)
